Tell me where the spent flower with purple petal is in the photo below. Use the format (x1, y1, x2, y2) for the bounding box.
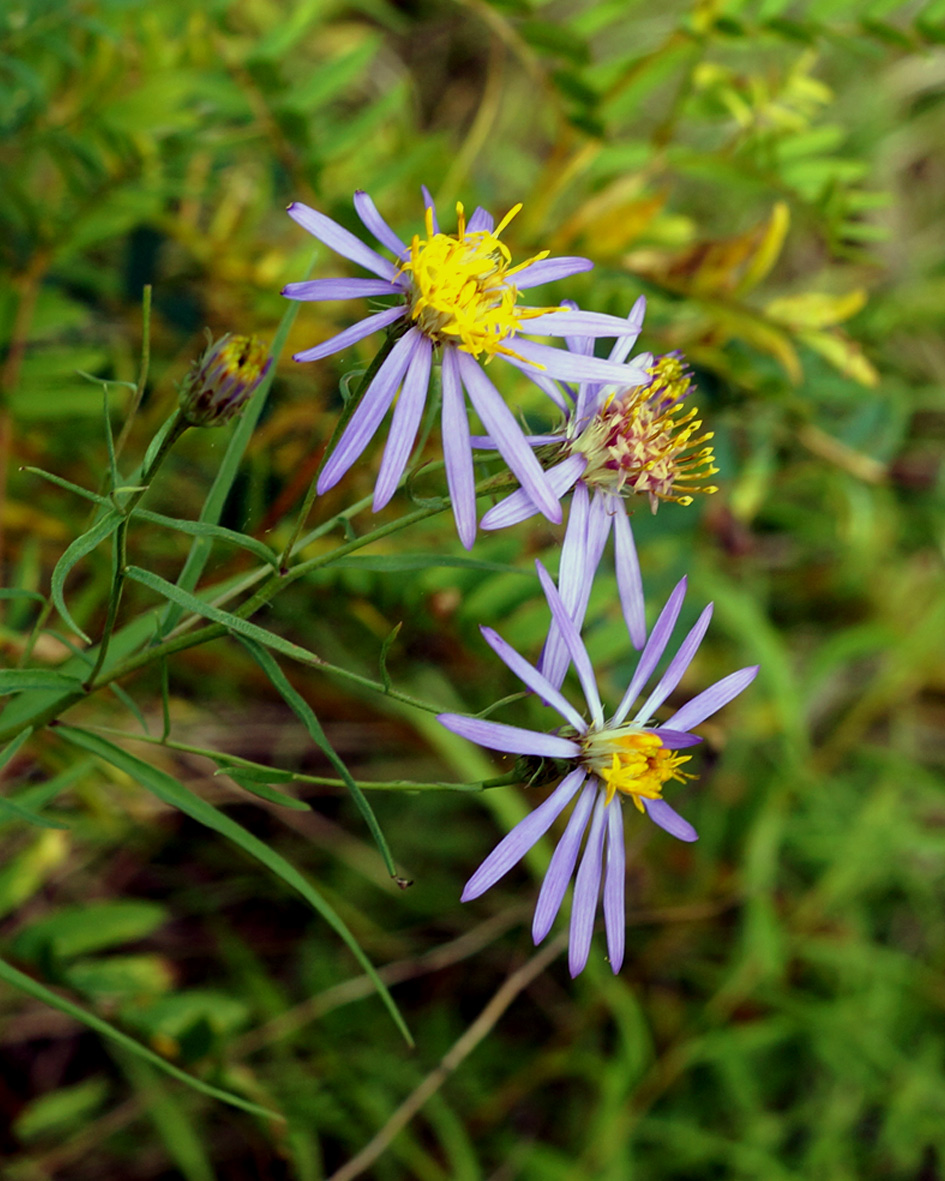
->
(438, 561, 757, 977)
(283, 189, 652, 547)
(479, 299, 719, 683)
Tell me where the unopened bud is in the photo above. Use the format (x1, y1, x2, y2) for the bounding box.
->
(179, 334, 271, 426)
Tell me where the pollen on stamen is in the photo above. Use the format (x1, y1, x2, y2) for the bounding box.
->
(582, 728, 693, 810)
(395, 202, 560, 363)
(569, 354, 720, 512)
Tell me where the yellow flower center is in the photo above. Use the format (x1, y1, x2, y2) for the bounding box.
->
(396, 203, 555, 362)
(581, 728, 693, 810)
(571, 355, 719, 511)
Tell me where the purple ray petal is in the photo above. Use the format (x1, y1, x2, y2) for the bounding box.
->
(612, 577, 688, 726)
(287, 202, 398, 280)
(437, 713, 580, 759)
(569, 793, 608, 977)
(479, 626, 588, 734)
(603, 799, 626, 973)
(514, 257, 594, 289)
(282, 278, 402, 302)
(292, 305, 405, 364)
(635, 603, 714, 723)
(535, 560, 603, 726)
(421, 185, 439, 233)
(608, 295, 647, 364)
(457, 352, 562, 525)
(467, 207, 494, 233)
(612, 501, 646, 650)
(539, 486, 613, 692)
(643, 797, 698, 842)
(316, 329, 419, 491)
(353, 190, 406, 257)
(441, 347, 477, 550)
(372, 336, 433, 510)
(480, 456, 585, 531)
(506, 340, 651, 387)
(532, 779, 597, 944)
(653, 729, 703, 749)
(526, 309, 657, 338)
(461, 768, 586, 901)
(661, 665, 759, 733)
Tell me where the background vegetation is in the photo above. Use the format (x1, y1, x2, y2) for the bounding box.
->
(2, 0, 945, 1176)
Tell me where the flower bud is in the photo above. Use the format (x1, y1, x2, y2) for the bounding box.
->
(178, 334, 271, 427)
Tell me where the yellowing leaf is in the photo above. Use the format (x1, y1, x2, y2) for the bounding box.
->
(553, 176, 668, 256)
(765, 288, 868, 329)
(798, 329, 879, 387)
(735, 202, 791, 296)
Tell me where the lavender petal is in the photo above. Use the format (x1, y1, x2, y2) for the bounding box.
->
(661, 665, 760, 733)
(568, 793, 608, 977)
(532, 779, 597, 943)
(292, 305, 405, 364)
(603, 799, 626, 973)
(526, 309, 657, 338)
(608, 295, 647, 364)
(437, 714, 580, 759)
(282, 278, 401, 302)
(316, 329, 419, 491)
(613, 501, 646, 650)
(513, 257, 594, 289)
(643, 797, 698, 843)
(507, 340, 652, 387)
(457, 352, 562, 525)
(441, 347, 477, 550)
(421, 185, 439, 233)
(634, 603, 714, 723)
(467, 207, 494, 233)
(535, 561, 604, 726)
(372, 337, 433, 510)
(479, 626, 588, 734)
(612, 577, 688, 726)
(353, 190, 407, 257)
(480, 456, 585, 531)
(653, 729, 703, 749)
(287, 202, 397, 280)
(461, 768, 586, 901)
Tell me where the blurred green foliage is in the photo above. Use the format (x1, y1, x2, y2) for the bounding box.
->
(2, 0, 945, 1177)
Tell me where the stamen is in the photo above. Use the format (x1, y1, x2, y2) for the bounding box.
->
(396, 204, 558, 362)
(582, 728, 693, 809)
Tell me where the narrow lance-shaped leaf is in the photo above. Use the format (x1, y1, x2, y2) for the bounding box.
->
(238, 637, 397, 877)
(0, 955, 281, 1121)
(57, 726, 412, 1046)
(51, 509, 123, 643)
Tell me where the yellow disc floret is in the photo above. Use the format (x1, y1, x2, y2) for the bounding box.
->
(581, 727, 693, 810)
(397, 203, 556, 362)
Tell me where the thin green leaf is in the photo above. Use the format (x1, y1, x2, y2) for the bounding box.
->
(125, 566, 324, 669)
(132, 508, 279, 567)
(0, 670, 84, 695)
(57, 726, 412, 1046)
(0, 794, 69, 830)
(109, 682, 149, 733)
(0, 727, 33, 772)
(51, 509, 123, 642)
(237, 637, 397, 877)
(0, 760, 91, 833)
(102, 387, 120, 492)
(0, 588, 46, 604)
(0, 955, 282, 1122)
(119, 1056, 215, 1181)
(21, 467, 112, 507)
(221, 768, 312, 811)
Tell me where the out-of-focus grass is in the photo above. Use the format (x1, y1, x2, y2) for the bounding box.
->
(2, 0, 945, 1177)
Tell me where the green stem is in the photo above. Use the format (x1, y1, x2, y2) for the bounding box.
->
(80, 726, 519, 791)
(82, 409, 189, 688)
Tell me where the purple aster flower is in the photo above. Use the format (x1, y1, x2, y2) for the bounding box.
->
(283, 189, 654, 548)
(438, 561, 757, 977)
(478, 298, 719, 686)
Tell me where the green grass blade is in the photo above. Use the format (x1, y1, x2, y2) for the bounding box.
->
(0, 955, 283, 1122)
(0, 670, 85, 695)
(132, 508, 278, 567)
(57, 725, 413, 1046)
(238, 636, 397, 877)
